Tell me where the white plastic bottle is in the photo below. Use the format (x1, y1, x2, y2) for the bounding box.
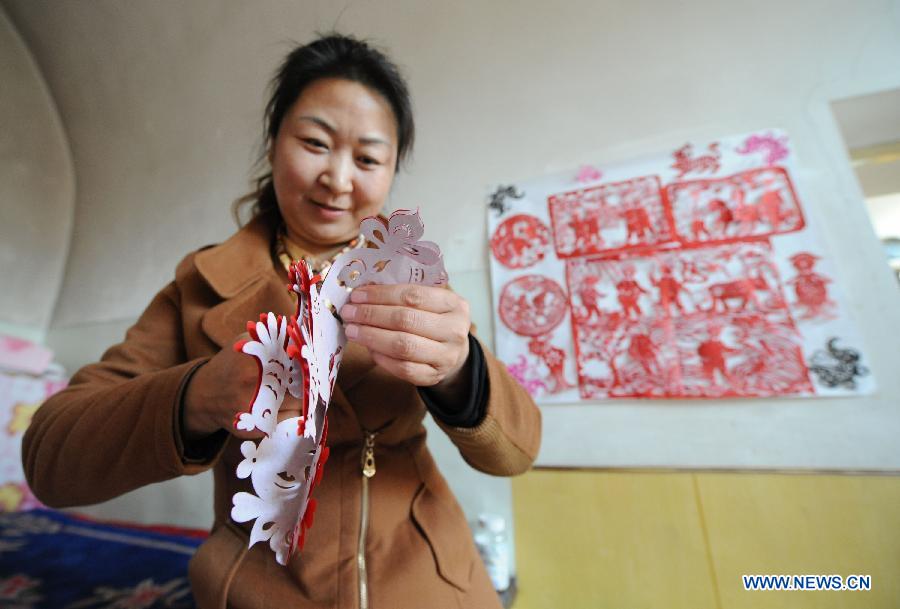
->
(473, 513, 510, 592)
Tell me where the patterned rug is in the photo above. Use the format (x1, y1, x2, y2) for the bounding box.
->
(0, 509, 206, 608)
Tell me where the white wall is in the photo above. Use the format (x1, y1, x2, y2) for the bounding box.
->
(3, 0, 900, 525)
(867, 193, 900, 238)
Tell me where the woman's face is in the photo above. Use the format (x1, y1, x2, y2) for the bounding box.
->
(271, 78, 399, 253)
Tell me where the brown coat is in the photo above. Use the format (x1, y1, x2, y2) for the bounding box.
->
(22, 214, 542, 609)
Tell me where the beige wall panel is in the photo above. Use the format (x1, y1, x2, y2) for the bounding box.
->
(698, 473, 900, 609)
(512, 470, 718, 609)
(512, 470, 900, 609)
(0, 7, 73, 336)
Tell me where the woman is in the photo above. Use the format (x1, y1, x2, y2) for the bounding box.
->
(23, 34, 541, 609)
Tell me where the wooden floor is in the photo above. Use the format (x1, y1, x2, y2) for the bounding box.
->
(511, 470, 900, 609)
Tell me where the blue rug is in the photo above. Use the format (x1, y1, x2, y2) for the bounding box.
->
(0, 509, 205, 608)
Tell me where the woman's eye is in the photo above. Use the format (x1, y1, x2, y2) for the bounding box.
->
(301, 137, 328, 150)
(358, 156, 380, 166)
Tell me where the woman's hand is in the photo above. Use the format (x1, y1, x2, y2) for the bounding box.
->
(182, 336, 268, 441)
(339, 285, 472, 399)
(183, 284, 473, 441)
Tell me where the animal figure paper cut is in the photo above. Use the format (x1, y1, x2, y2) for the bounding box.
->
(487, 130, 874, 402)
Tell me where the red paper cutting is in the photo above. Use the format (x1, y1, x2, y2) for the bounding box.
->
(490, 214, 551, 269)
(498, 275, 568, 337)
(671, 142, 721, 178)
(488, 130, 874, 402)
(667, 167, 805, 246)
(565, 240, 813, 398)
(547, 175, 676, 259)
(786, 251, 837, 320)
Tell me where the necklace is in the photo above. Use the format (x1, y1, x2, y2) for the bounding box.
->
(275, 224, 365, 278)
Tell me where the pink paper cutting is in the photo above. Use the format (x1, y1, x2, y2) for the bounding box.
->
(735, 132, 790, 166)
(575, 165, 603, 183)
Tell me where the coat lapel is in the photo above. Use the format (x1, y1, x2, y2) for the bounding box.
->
(200, 278, 295, 349)
(194, 213, 293, 349)
(194, 213, 278, 301)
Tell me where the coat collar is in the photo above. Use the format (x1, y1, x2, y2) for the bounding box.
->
(194, 212, 292, 350)
(194, 213, 280, 299)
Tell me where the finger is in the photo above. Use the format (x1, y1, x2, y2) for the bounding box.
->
(231, 428, 266, 441)
(370, 351, 442, 387)
(277, 393, 304, 423)
(345, 323, 445, 367)
(350, 284, 457, 314)
(339, 303, 464, 343)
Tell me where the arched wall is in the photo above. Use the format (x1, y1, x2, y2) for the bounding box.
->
(0, 6, 74, 341)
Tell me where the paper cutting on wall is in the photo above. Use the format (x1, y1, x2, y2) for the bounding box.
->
(548, 175, 675, 258)
(487, 130, 874, 402)
(491, 214, 551, 269)
(231, 209, 447, 565)
(488, 185, 525, 217)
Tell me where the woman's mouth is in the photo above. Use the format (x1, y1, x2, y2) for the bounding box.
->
(308, 199, 350, 219)
(309, 199, 349, 213)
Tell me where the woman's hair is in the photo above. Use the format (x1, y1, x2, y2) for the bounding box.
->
(234, 33, 415, 224)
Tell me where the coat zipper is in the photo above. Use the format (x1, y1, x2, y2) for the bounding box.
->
(358, 430, 377, 609)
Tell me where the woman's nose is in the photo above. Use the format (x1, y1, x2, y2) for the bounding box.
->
(320, 155, 353, 194)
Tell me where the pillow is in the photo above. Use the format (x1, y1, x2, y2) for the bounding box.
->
(0, 369, 67, 512)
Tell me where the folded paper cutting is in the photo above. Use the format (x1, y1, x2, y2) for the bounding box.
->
(229, 209, 447, 565)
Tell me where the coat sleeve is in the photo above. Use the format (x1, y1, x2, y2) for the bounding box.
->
(433, 336, 542, 476)
(22, 279, 219, 508)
